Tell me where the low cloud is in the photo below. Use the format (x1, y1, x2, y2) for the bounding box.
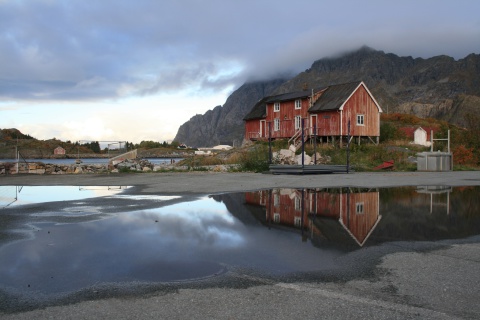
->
(1, 0, 479, 104)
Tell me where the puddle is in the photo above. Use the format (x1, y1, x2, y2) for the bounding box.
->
(0, 186, 130, 208)
(0, 185, 479, 300)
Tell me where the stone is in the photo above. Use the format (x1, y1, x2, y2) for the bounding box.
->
(295, 153, 311, 165)
(279, 149, 295, 159)
(212, 165, 227, 172)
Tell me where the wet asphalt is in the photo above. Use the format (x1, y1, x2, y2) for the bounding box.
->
(1, 171, 480, 319)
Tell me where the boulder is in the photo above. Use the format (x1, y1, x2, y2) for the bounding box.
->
(295, 153, 312, 165)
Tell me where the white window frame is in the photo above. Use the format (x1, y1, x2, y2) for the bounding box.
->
(295, 99, 301, 109)
(274, 102, 280, 112)
(273, 193, 280, 207)
(274, 118, 280, 131)
(295, 116, 302, 130)
(356, 202, 364, 214)
(357, 114, 365, 126)
(273, 213, 280, 223)
(294, 216, 302, 227)
(294, 196, 301, 211)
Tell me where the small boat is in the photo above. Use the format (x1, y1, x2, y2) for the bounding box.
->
(75, 159, 83, 164)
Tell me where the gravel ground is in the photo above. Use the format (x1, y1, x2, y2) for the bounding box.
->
(2, 171, 480, 194)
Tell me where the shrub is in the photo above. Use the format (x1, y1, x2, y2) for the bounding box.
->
(453, 145, 478, 165)
(237, 144, 270, 172)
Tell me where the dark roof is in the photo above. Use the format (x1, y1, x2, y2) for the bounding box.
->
(243, 97, 268, 120)
(244, 90, 312, 121)
(264, 90, 311, 103)
(309, 81, 362, 112)
(244, 81, 370, 120)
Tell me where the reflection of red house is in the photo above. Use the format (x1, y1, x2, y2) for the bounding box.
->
(54, 146, 66, 155)
(245, 188, 381, 247)
(244, 81, 382, 145)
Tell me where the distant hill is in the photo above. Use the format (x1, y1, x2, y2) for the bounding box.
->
(0, 128, 34, 140)
(174, 46, 480, 147)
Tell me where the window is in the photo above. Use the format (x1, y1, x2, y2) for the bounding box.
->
(274, 118, 280, 131)
(294, 217, 302, 227)
(294, 196, 301, 211)
(295, 116, 302, 130)
(274, 102, 280, 112)
(273, 213, 280, 223)
(356, 202, 364, 214)
(357, 114, 365, 126)
(273, 194, 280, 207)
(295, 99, 301, 109)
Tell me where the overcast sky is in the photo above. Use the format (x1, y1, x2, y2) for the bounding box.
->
(1, 0, 479, 144)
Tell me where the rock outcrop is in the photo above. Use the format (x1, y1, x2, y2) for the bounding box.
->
(174, 79, 288, 147)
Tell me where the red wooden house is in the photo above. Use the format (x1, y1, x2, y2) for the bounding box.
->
(54, 146, 66, 155)
(244, 81, 382, 145)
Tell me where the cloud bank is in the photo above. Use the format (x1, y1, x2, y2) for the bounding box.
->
(1, 0, 479, 102)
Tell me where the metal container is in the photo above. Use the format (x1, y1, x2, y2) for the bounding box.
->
(417, 152, 452, 171)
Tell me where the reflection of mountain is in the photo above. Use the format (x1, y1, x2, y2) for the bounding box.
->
(245, 188, 381, 248)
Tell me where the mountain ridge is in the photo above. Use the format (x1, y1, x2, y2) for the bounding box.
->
(174, 47, 480, 147)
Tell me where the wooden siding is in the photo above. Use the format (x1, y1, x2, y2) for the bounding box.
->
(265, 97, 310, 139)
(339, 192, 380, 245)
(313, 111, 341, 136)
(341, 85, 380, 137)
(244, 119, 261, 140)
(244, 82, 381, 141)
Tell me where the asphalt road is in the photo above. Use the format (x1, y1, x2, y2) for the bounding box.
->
(1, 171, 480, 319)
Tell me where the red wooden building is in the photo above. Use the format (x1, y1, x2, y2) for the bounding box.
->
(244, 81, 382, 145)
(54, 146, 66, 155)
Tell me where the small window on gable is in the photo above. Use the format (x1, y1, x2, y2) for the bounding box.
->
(357, 114, 365, 126)
(356, 202, 364, 214)
(295, 99, 301, 109)
(274, 102, 280, 112)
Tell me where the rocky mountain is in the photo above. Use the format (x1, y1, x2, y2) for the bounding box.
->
(174, 79, 287, 147)
(174, 46, 480, 147)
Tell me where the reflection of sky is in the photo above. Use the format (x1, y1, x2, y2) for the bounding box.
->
(0, 196, 343, 296)
(0, 186, 130, 207)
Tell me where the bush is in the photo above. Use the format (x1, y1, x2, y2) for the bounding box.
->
(453, 145, 478, 165)
(237, 145, 270, 172)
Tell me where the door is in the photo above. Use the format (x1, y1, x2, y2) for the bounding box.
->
(310, 115, 317, 135)
(260, 120, 266, 138)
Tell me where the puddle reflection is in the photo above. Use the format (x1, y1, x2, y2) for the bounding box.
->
(0, 185, 479, 299)
(0, 186, 130, 208)
(245, 188, 381, 247)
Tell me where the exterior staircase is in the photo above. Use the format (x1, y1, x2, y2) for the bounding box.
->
(288, 128, 308, 152)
